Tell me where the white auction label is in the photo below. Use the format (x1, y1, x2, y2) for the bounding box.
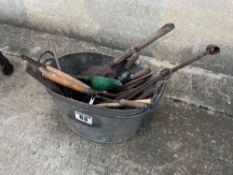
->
(75, 111, 93, 125)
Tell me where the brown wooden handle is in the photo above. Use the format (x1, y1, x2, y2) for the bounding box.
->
(111, 23, 175, 67)
(124, 52, 139, 70)
(120, 99, 148, 108)
(96, 99, 151, 108)
(46, 66, 91, 89)
(124, 72, 153, 87)
(40, 67, 93, 95)
(21, 55, 94, 95)
(110, 48, 135, 67)
(130, 67, 151, 80)
(137, 86, 155, 99)
(134, 23, 175, 50)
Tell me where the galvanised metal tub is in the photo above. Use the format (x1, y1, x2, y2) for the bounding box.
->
(47, 52, 165, 143)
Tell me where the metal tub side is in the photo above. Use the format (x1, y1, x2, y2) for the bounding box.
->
(46, 52, 165, 143)
(47, 83, 165, 143)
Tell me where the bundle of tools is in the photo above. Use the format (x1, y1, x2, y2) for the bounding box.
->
(21, 23, 220, 109)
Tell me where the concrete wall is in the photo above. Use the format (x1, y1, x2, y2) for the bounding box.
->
(0, 0, 232, 75)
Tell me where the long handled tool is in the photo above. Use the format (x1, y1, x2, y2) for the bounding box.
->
(22, 55, 118, 99)
(121, 67, 152, 87)
(26, 64, 64, 94)
(81, 23, 175, 76)
(22, 55, 95, 95)
(119, 45, 220, 100)
(96, 99, 152, 108)
(129, 67, 151, 80)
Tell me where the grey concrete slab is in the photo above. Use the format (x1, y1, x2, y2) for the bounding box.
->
(0, 54, 233, 175)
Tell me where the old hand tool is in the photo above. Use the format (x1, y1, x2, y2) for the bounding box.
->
(82, 23, 175, 76)
(96, 99, 152, 108)
(129, 67, 151, 81)
(115, 52, 139, 77)
(74, 75, 122, 91)
(123, 45, 220, 100)
(0, 51, 14, 75)
(23, 55, 118, 99)
(21, 55, 94, 95)
(26, 63, 64, 94)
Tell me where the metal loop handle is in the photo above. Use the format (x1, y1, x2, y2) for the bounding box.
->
(38, 50, 55, 66)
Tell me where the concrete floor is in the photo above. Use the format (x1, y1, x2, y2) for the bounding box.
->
(0, 55, 233, 175)
(0, 24, 233, 175)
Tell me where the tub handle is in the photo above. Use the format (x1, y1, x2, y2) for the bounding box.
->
(38, 50, 55, 66)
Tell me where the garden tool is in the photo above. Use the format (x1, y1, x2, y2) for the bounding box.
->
(120, 45, 220, 100)
(96, 99, 152, 108)
(82, 23, 175, 76)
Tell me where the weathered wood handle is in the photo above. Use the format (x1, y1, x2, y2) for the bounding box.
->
(21, 55, 94, 95)
(46, 66, 91, 89)
(40, 67, 94, 95)
(96, 99, 152, 108)
(130, 67, 151, 80)
(119, 99, 147, 108)
(124, 52, 139, 70)
(135, 23, 175, 50)
(111, 23, 175, 66)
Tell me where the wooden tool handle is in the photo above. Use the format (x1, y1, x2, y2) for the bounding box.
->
(46, 66, 91, 89)
(124, 72, 153, 87)
(137, 86, 155, 99)
(39, 67, 94, 95)
(130, 67, 151, 80)
(96, 99, 152, 108)
(111, 23, 175, 67)
(110, 48, 134, 67)
(125, 52, 139, 70)
(135, 23, 175, 50)
(119, 99, 147, 108)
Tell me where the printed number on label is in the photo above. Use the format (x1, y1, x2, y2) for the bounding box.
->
(75, 111, 93, 125)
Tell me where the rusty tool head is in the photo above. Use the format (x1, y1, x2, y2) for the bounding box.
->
(129, 67, 151, 80)
(171, 45, 220, 74)
(206, 45, 220, 55)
